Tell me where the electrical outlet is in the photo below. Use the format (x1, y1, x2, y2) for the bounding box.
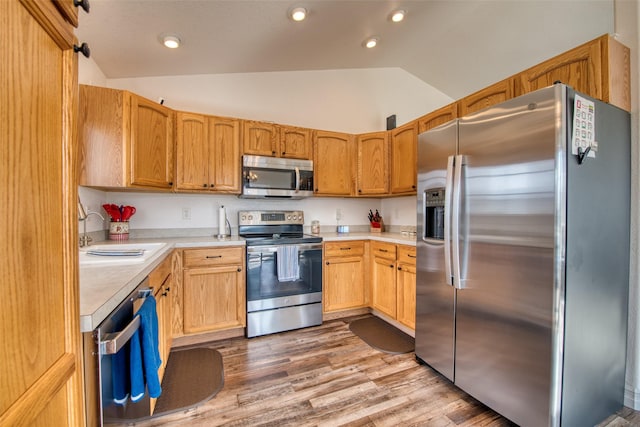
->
(335, 208, 342, 221)
(181, 207, 191, 220)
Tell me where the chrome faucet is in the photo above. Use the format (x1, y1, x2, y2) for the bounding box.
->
(79, 201, 104, 247)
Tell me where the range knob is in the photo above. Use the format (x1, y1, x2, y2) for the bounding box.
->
(287, 215, 292, 220)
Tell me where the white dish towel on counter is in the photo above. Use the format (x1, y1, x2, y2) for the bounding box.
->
(276, 245, 299, 282)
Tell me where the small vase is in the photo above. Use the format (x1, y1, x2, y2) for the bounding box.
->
(109, 221, 130, 241)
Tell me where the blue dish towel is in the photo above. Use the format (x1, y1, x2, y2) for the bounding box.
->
(111, 344, 129, 405)
(130, 295, 162, 401)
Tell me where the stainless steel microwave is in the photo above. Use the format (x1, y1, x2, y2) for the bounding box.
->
(241, 155, 314, 199)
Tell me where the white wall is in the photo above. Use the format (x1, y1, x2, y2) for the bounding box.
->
(103, 68, 452, 134)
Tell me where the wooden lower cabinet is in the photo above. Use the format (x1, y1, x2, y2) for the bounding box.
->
(370, 241, 397, 318)
(396, 245, 417, 329)
(370, 242, 416, 330)
(182, 247, 246, 334)
(323, 241, 368, 312)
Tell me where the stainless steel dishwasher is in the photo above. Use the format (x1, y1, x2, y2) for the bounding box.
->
(83, 279, 154, 426)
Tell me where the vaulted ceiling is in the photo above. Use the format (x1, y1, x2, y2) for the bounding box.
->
(76, 1, 614, 99)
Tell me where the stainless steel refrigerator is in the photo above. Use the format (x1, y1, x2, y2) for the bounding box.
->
(415, 84, 630, 427)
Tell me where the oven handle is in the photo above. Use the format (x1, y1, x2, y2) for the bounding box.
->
(246, 243, 322, 253)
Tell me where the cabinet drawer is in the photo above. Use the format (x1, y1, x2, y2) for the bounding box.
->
(324, 241, 365, 257)
(183, 246, 244, 268)
(371, 241, 396, 260)
(149, 253, 172, 293)
(397, 245, 416, 265)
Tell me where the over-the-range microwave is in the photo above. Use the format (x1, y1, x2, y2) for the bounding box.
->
(241, 155, 314, 199)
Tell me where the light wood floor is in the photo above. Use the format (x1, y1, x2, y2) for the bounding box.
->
(129, 316, 639, 427)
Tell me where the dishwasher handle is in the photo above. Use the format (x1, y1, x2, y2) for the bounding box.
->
(98, 287, 152, 355)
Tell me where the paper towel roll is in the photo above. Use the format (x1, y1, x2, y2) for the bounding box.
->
(218, 206, 226, 236)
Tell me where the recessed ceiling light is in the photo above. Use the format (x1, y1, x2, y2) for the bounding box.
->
(290, 7, 307, 21)
(391, 9, 406, 23)
(363, 37, 379, 49)
(163, 35, 181, 49)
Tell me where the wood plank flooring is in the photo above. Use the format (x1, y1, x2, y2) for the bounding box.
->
(127, 316, 638, 427)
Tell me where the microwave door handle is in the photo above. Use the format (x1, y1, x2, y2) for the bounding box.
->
(294, 166, 300, 193)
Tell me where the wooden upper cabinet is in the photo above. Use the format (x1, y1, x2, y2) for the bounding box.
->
(79, 85, 175, 190)
(242, 120, 279, 157)
(313, 130, 355, 196)
(418, 102, 458, 133)
(176, 112, 208, 190)
(176, 113, 241, 193)
(52, 0, 80, 27)
(3, 0, 84, 425)
(357, 131, 388, 196)
(243, 121, 313, 160)
(280, 125, 312, 159)
(515, 34, 630, 111)
(209, 116, 241, 192)
(130, 95, 174, 188)
(389, 121, 418, 195)
(459, 78, 515, 117)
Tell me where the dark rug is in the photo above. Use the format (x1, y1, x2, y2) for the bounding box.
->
(104, 347, 224, 423)
(153, 347, 224, 415)
(349, 316, 414, 354)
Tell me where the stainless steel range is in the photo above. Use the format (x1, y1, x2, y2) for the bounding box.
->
(239, 210, 323, 338)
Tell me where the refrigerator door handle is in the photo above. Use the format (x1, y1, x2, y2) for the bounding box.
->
(444, 155, 455, 285)
(452, 154, 465, 289)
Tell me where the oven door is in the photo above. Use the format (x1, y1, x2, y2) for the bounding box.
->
(246, 243, 322, 309)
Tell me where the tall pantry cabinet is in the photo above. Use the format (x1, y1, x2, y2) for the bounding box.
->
(1, 0, 85, 426)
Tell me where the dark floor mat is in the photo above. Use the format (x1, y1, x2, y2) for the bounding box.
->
(349, 316, 414, 354)
(104, 347, 224, 424)
(153, 347, 224, 415)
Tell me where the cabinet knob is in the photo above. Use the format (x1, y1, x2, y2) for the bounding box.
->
(412, 185, 416, 189)
(397, 266, 402, 271)
(203, 184, 208, 187)
(358, 189, 362, 193)
(389, 264, 394, 268)
(282, 151, 286, 156)
(73, 42, 91, 58)
(162, 292, 168, 297)
(326, 261, 330, 265)
(271, 151, 276, 155)
(237, 267, 242, 272)
(168, 181, 173, 186)
(73, 0, 90, 13)
(210, 184, 215, 188)
(165, 287, 170, 292)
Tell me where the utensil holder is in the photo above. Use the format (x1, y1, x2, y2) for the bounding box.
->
(109, 221, 129, 241)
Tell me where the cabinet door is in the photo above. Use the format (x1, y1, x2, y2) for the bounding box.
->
(171, 250, 184, 337)
(516, 38, 601, 102)
(176, 112, 209, 190)
(418, 102, 458, 134)
(280, 125, 312, 159)
(2, 1, 84, 425)
(371, 256, 397, 318)
(243, 120, 279, 157)
(324, 256, 366, 312)
(390, 122, 417, 195)
(357, 131, 388, 196)
(209, 116, 241, 192)
(397, 262, 416, 330)
(314, 130, 355, 196)
(183, 264, 245, 334)
(130, 95, 174, 188)
(459, 78, 515, 117)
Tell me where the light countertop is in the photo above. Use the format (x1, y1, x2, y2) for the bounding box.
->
(79, 232, 415, 333)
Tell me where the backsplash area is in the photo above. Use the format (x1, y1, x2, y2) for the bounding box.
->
(79, 186, 417, 240)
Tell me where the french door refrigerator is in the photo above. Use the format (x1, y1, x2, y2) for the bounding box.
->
(415, 84, 630, 427)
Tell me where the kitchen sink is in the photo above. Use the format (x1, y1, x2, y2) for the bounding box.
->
(79, 242, 167, 266)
